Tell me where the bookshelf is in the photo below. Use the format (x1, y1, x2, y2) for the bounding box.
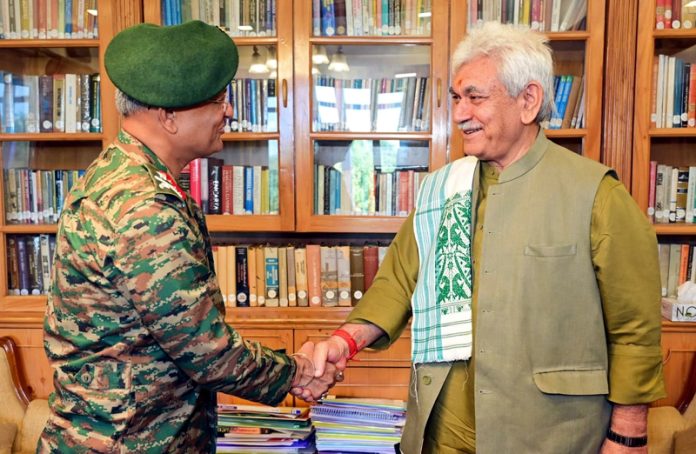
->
(448, 0, 605, 164)
(0, 1, 138, 313)
(7, 0, 694, 412)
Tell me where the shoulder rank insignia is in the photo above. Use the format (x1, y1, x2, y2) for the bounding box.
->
(154, 170, 187, 201)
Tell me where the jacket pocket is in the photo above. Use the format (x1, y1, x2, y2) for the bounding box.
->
(532, 368, 608, 395)
(524, 243, 577, 257)
(63, 361, 135, 424)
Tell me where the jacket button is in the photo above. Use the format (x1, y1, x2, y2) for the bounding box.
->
(422, 375, 432, 385)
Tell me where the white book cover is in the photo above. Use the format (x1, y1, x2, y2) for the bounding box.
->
(64, 74, 77, 133)
(232, 166, 245, 214)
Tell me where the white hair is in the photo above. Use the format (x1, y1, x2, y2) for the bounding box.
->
(451, 21, 556, 123)
(115, 89, 150, 117)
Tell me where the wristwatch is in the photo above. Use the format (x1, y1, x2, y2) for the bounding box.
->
(606, 429, 648, 447)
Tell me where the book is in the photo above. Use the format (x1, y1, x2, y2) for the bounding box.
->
(294, 247, 309, 307)
(278, 246, 288, 307)
(306, 244, 322, 307)
(255, 244, 266, 307)
(335, 245, 351, 306)
(320, 246, 338, 307)
(363, 245, 379, 290)
(286, 246, 297, 306)
(226, 245, 237, 308)
(235, 246, 250, 307)
(265, 246, 280, 306)
(349, 246, 365, 305)
(216, 245, 228, 307)
(248, 246, 258, 306)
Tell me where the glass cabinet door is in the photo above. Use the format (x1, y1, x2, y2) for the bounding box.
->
(295, 0, 450, 233)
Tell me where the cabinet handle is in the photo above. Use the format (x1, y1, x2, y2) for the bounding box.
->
(437, 78, 442, 108)
(282, 79, 288, 108)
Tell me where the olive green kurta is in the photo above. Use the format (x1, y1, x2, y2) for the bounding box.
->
(348, 159, 665, 452)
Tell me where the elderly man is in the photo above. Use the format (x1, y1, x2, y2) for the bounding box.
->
(311, 22, 666, 454)
(38, 21, 336, 453)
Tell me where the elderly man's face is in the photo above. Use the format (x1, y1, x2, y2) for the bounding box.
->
(175, 91, 232, 157)
(450, 56, 531, 168)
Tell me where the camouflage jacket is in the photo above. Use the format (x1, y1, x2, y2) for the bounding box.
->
(38, 131, 296, 453)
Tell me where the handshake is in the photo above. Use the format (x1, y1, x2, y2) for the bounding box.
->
(288, 330, 357, 402)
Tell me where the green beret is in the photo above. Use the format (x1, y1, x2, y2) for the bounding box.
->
(105, 20, 238, 109)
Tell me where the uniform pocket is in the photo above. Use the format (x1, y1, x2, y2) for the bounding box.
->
(64, 360, 135, 424)
(524, 243, 577, 257)
(532, 368, 608, 396)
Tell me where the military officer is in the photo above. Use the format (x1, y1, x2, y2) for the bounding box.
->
(38, 21, 337, 453)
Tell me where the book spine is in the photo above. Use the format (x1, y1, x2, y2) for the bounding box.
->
(264, 246, 280, 306)
(247, 246, 257, 306)
(320, 246, 338, 306)
(306, 244, 322, 307)
(335, 245, 351, 306)
(349, 245, 365, 305)
(286, 246, 297, 306)
(235, 246, 250, 306)
(278, 246, 288, 306)
(294, 247, 309, 307)
(221, 165, 234, 215)
(255, 245, 266, 307)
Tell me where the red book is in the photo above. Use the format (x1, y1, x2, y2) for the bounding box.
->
(222, 165, 234, 215)
(189, 158, 202, 208)
(363, 246, 379, 290)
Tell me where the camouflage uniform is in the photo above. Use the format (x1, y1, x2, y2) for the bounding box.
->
(39, 131, 295, 453)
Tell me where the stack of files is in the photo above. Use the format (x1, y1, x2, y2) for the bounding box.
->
(310, 397, 407, 453)
(216, 404, 315, 453)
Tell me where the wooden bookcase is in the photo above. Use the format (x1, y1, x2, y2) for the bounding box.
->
(2, 0, 693, 411)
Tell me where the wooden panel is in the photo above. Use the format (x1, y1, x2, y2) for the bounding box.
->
(217, 329, 294, 407)
(602, 0, 638, 183)
(656, 322, 696, 408)
(0, 327, 53, 399)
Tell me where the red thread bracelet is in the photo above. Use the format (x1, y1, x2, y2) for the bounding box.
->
(332, 329, 360, 360)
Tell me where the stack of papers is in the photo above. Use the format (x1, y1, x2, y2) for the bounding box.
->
(216, 404, 315, 453)
(310, 397, 406, 453)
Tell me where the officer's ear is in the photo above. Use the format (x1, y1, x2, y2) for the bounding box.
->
(157, 108, 178, 134)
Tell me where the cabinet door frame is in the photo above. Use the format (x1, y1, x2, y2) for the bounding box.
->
(293, 0, 451, 233)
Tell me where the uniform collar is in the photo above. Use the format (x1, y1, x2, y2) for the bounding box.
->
(116, 129, 172, 175)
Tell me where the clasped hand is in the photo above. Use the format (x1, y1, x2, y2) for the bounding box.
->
(289, 338, 349, 402)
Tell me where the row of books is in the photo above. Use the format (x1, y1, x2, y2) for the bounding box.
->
(312, 0, 432, 37)
(0, 72, 102, 134)
(655, 0, 696, 30)
(314, 164, 427, 217)
(544, 74, 585, 130)
(183, 158, 280, 215)
(224, 78, 278, 133)
(311, 397, 406, 453)
(658, 242, 696, 298)
(161, 0, 277, 37)
(468, 0, 587, 32)
(647, 163, 696, 224)
(4, 167, 83, 224)
(7, 234, 54, 296)
(211, 243, 390, 308)
(651, 54, 696, 129)
(216, 404, 314, 453)
(313, 75, 431, 133)
(0, 0, 98, 40)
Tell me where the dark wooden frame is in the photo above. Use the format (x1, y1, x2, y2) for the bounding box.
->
(0, 336, 31, 407)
